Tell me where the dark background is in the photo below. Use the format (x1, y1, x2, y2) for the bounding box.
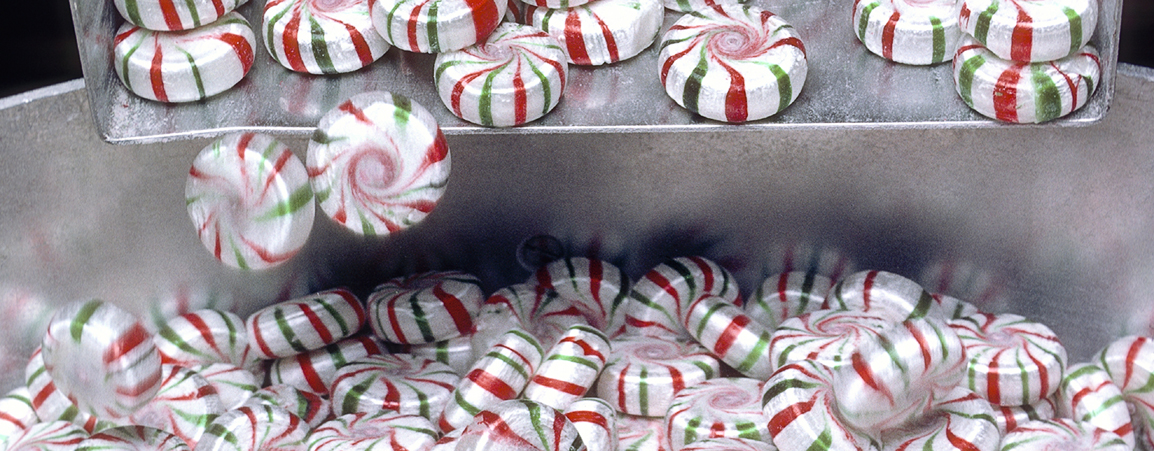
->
(0, 0, 1150, 98)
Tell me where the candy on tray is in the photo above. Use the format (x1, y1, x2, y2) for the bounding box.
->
(263, 0, 390, 74)
(826, 270, 944, 323)
(455, 399, 585, 451)
(246, 288, 366, 360)
(185, 132, 315, 270)
(268, 335, 386, 394)
(997, 418, 1129, 450)
(523, 324, 612, 411)
(958, 0, 1097, 62)
(307, 411, 439, 451)
(195, 403, 310, 451)
(595, 334, 720, 417)
(525, 0, 663, 66)
(244, 384, 331, 428)
(682, 295, 774, 380)
(877, 387, 1000, 451)
(306, 91, 451, 236)
(188, 363, 258, 410)
(952, 37, 1101, 123)
(113, 12, 256, 103)
(744, 270, 833, 331)
(761, 361, 879, 451)
(949, 311, 1068, 406)
(530, 257, 631, 337)
(564, 398, 619, 451)
(627, 256, 741, 339)
(328, 354, 459, 419)
(128, 365, 224, 449)
(1058, 363, 1134, 448)
(0, 387, 38, 443)
(369, 0, 507, 53)
(665, 377, 770, 451)
(40, 299, 162, 419)
(113, 0, 243, 31)
(433, 22, 568, 128)
(154, 309, 256, 370)
(852, 0, 963, 65)
(0, 421, 89, 451)
(439, 328, 544, 432)
(367, 271, 483, 345)
(77, 425, 191, 451)
(768, 308, 892, 371)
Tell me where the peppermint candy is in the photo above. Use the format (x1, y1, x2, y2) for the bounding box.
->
(307, 412, 438, 451)
(267, 335, 386, 394)
(25, 347, 108, 432)
(761, 361, 879, 451)
(524, 325, 612, 411)
(1094, 335, 1154, 413)
(128, 365, 224, 449)
(990, 397, 1057, 434)
(0, 421, 88, 451)
(113, 0, 243, 31)
(595, 335, 720, 417)
(189, 363, 258, 410)
(155, 309, 255, 369)
(329, 354, 459, 420)
(745, 271, 833, 331)
(564, 398, 618, 451)
(404, 335, 477, 376)
(627, 256, 741, 338)
(682, 295, 774, 380)
(245, 385, 331, 428)
(77, 426, 190, 451)
(768, 308, 892, 371)
(196, 404, 310, 451)
(679, 437, 776, 451)
(456, 399, 586, 451)
(998, 419, 1128, 450)
(950, 312, 1068, 406)
(525, 0, 663, 66)
(531, 258, 631, 337)
(958, 0, 1097, 62)
(853, 0, 963, 65)
(665, 378, 770, 451)
(0, 387, 38, 443)
(246, 288, 366, 360)
(367, 271, 483, 345)
(369, 0, 507, 52)
(439, 329, 544, 432)
(826, 270, 944, 324)
(878, 387, 1000, 451)
(263, 0, 389, 74)
(616, 414, 671, 451)
(1059, 363, 1135, 448)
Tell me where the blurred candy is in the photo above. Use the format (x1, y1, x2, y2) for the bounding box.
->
(661, 0, 748, 13)
(958, 0, 1096, 62)
(0, 421, 88, 451)
(455, 399, 585, 451)
(306, 91, 450, 236)
(852, 0, 962, 65)
(195, 403, 310, 451)
(405, 335, 477, 376)
(745, 271, 833, 331)
(0, 387, 38, 443)
(658, 3, 807, 123)
(263, 0, 389, 74)
(990, 397, 1056, 435)
(1095, 335, 1154, 412)
(1059, 363, 1134, 448)
(128, 365, 224, 449)
(997, 419, 1128, 450)
(189, 363, 258, 410)
(616, 414, 670, 451)
(77, 426, 190, 451)
(953, 38, 1101, 123)
(367, 272, 483, 345)
(430, 427, 462, 451)
(682, 295, 773, 380)
(950, 312, 1067, 406)
(878, 387, 1000, 451)
(483, 284, 584, 346)
(113, 13, 255, 103)
(329, 354, 458, 419)
(761, 361, 878, 451)
(595, 335, 720, 417)
(665, 377, 770, 451)
(369, 0, 507, 52)
(245, 385, 331, 428)
(307, 412, 438, 451)
(524, 325, 612, 411)
(434, 23, 568, 128)
(41, 300, 162, 419)
(679, 437, 776, 451)
(439, 329, 544, 432)
(564, 398, 618, 451)
(827, 270, 944, 323)
(526, 0, 662, 66)
(185, 132, 315, 270)
(768, 308, 892, 371)
(531, 257, 631, 338)
(246, 289, 366, 360)
(627, 256, 741, 338)
(932, 293, 980, 320)
(113, 0, 243, 31)
(25, 347, 106, 432)
(155, 309, 255, 369)
(268, 335, 386, 394)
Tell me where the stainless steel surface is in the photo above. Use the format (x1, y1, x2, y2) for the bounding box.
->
(70, 0, 1122, 144)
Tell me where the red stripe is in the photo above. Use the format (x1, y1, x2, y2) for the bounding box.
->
(513, 61, 527, 125)
(150, 43, 168, 102)
(212, 0, 225, 16)
(252, 319, 279, 358)
(104, 323, 151, 365)
(560, 336, 605, 361)
(1010, 8, 1033, 62)
(591, 12, 619, 63)
(661, 38, 697, 84)
(1124, 337, 1147, 387)
(407, 2, 425, 51)
(386, 294, 410, 343)
(334, 288, 366, 325)
(716, 58, 748, 122)
(768, 397, 814, 435)
(565, 410, 608, 427)
(293, 352, 328, 393)
(565, 13, 591, 65)
(904, 321, 932, 371)
(476, 411, 541, 448)
(882, 12, 900, 60)
(712, 313, 749, 356)
(338, 100, 372, 123)
(157, 0, 183, 30)
(299, 303, 335, 344)
(668, 366, 685, 393)
(862, 270, 877, 310)
(452, 71, 490, 119)
(434, 285, 475, 335)
(993, 64, 1023, 122)
(467, 368, 518, 399)
(283, 10, 308, 72)
(985, 348, 1008, 404)
(463, 0, 500, 43)
(530, 375, 588, 396)
(341, 21, 376, 67)
(219, 33, 255, 74)
(852, 352, 894, 403)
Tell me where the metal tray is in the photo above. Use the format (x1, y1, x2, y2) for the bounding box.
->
(69, 0, 1122, 143)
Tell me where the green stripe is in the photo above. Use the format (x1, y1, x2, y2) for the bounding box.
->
(770, 64, 791, 114)
(453, 389, 481, 415)
(393, 94, 413, 128)
(858, 1, 879, 40)
(158, 324, 213, 360)
(360, 211, 376, 236)
(681, 46, 710, 116)
(490, 351, 532, 379)
(546, 354, 599, 371)
(179, 48, 206, 99)
(256, 184, 313, 220)
(974, 2, 999, 45)
(638, 366, 650, 415)
(908, 291, 934, 319)
(806, 428, 833, 451)
(526, 59, 552, 114)
(735, 421, 761, 440)
(736, 331, 771, 373)
(273, 309, 307, 353)
(318, 296, 352, 336)
(529, 402, 551, 449)
(1064, 6, 1082, 56)
(683, 417, 702, 445)
(266, 7, 292, 64)
(426, 1, 440, 53)
(385, 3, 406, 47)
(930, 16, 945, 63)
(958, 54, 986, 107)
(761, 377, 821, 406)
(1032, 65, 1062, 122)
(124, 0, 144, 27)
(309, 15, 337, 74)
(479, 62, 507, 127)
(508, 329, 544, 355)
(694, 300, 726, 338)
(233, 238, 249, 270)
(71, 301, 103, 342)
(409, 293, 436, 342)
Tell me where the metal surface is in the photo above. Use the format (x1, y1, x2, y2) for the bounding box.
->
(71, 0, 1122, 144)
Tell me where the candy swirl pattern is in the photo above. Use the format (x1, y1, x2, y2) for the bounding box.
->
(595, 335, 720, 417)
(367, 271, 483, 345)
(878, 387, 1000, 451)
(77, 426, 191, 451)
(658, 4, 807, 123)
(263, 0, 390, 74)
(949, 312, 1068, 406)
(665, 377, 770, 451)
(455, 399, 586, 451)
(307, 412, 439, 451)
(997, 418, 1129, 450)
(195, 404, 310, 451)
(760, 361, 878, 451)
(0, 421, 89, 451)
(627, 256, 742, 339)
(129, 365, 224, 449)
(1058, 363, 1134, 448)
(525, 0, 663, 66)
(155, 309, 255, 370)
(329, 354, 460, 419)
(852, 0, 963, 65)
(768, 308, 892, 371)
(531, 257, 631, 337)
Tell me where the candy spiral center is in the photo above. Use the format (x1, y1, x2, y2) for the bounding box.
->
(312, 0, 356, 12)
(348, 146, 400, 193)
(638, 343, 677, 360)
(710, 28, 760, 59)
(709, 389, 753, 409)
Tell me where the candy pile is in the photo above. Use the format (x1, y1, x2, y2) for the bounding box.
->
(3, 255, 1153, 451)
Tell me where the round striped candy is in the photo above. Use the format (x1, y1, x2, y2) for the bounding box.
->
(155, 309, 255, 370)
(189, 363, 258, 410)
(263, 0, 389, 74)
(306, 91, 450, 236)
(369, 0, 507, 53)
(616, 414, 670, 451)
(564, 398, 618, 451)
(679, 437, 775, 451)
(657, 3, 806, 123)
(958, 0, 1097, 62)
(0, 421, 88, 451)
(525, 0, 663, 66)
(852, 0, 962, 65)
(328, 354, 459, 420)
(77, 426, 190, 451)
(745, 271, 833, 331)
(482, 283, 586, 346)
(438, 328, 544, 432)
(531, 258, 631, 338)
(404, 334, 477, 376)
(826, 270, 945, 324)
(25, 347, 106, 433)
(268, 335, 386, 394)
(990, 396, 1056, 435)
(185, 132, 315, 270)
(627, 256, 742, 339)
(367, 271, 483, 345)
(950, 312, 1068, 406)
(128, 365, 224, 449)
(429, 427, 462, 451)
(998, 419, 1128, 450)
(244, 385, 331, 428)
(113, 13, 255, 103)
(113, 0, 243, 31)
(917, 259, 1003, 311)
(524, 325, 612, 411)
(665, 377, 770, 451)
(761, 361, 879, 451)
(307, 412, 438, 451)
(595, 335, 720, 417)
(41, 299, 163, 419)
(195, 403, 310, 451)
(661, 0, 749, 13)
(246, 288, 366, 360)
(682, 295, 774, 380)
(768, 308, 892, 371)
(456, 399, 586, 451)
(1058, 363, 1134, 448)
(878, 387, 1000, 451)
(0, 387, 38, 443)
(434, 22, 568, 128)
(1094, 335, 1154, 413)
(953, 38, 1101, 123)
(932, 293, 981, 321)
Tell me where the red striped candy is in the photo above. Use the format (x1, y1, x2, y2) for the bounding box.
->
(682, 295, 774, 380)
(524, 325, 612, 411)
(949, 312, 1067, 406)
(532, 258, 632, 338)
(999, 419, 1129, 450)
(768, 308, 892, 371)
(41, 300, 163, 419)
(268, 335, 386, 394)
(616, 414, 670, 451)
(369, 0, 507, 53)
(404, 334, 477, 376)
(128, 365, 224, 449)
(826, 270, 945, 324)
(990, 396, 1056, 434)
(456, 399, 585, 451)
(263, 0, 389, 74)
(525, 0, 663, 66)
(1094, 335, 1154, 414)
(368, 271, 483, 345)
(0, 387, 39, 443)
(0, 421, 88, 451)
(482, 283, 586, 345)
(595, 335, 719, 417)
(1058, 363, 1135, 448)
(958, 0, 1097, 62)
(245, 384, 332, 428)
(329, 354, 459, 420)
(665, 377, 770, 451)
(190, 363, 258, 410)
(113, 13, 255, 103)
(24, 348, 109, 433)
(77, 425, 190, 451)
(917, 259, 1004, 310)
(564, 398, 618, 451)
(155, 309, 255, 370)
(196, 403, 310, 451)
(745, 271, 834, 331)
(760, 361, 877, 451)
(246, 288, 366, 360)
(852, 0, 962, 65)
(878, 387, 999, 451)
(113, 0, 244, 31)
(307, 411, 438, 451)
(438, 328, 544, 432)
(627, 256, 742, 339)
